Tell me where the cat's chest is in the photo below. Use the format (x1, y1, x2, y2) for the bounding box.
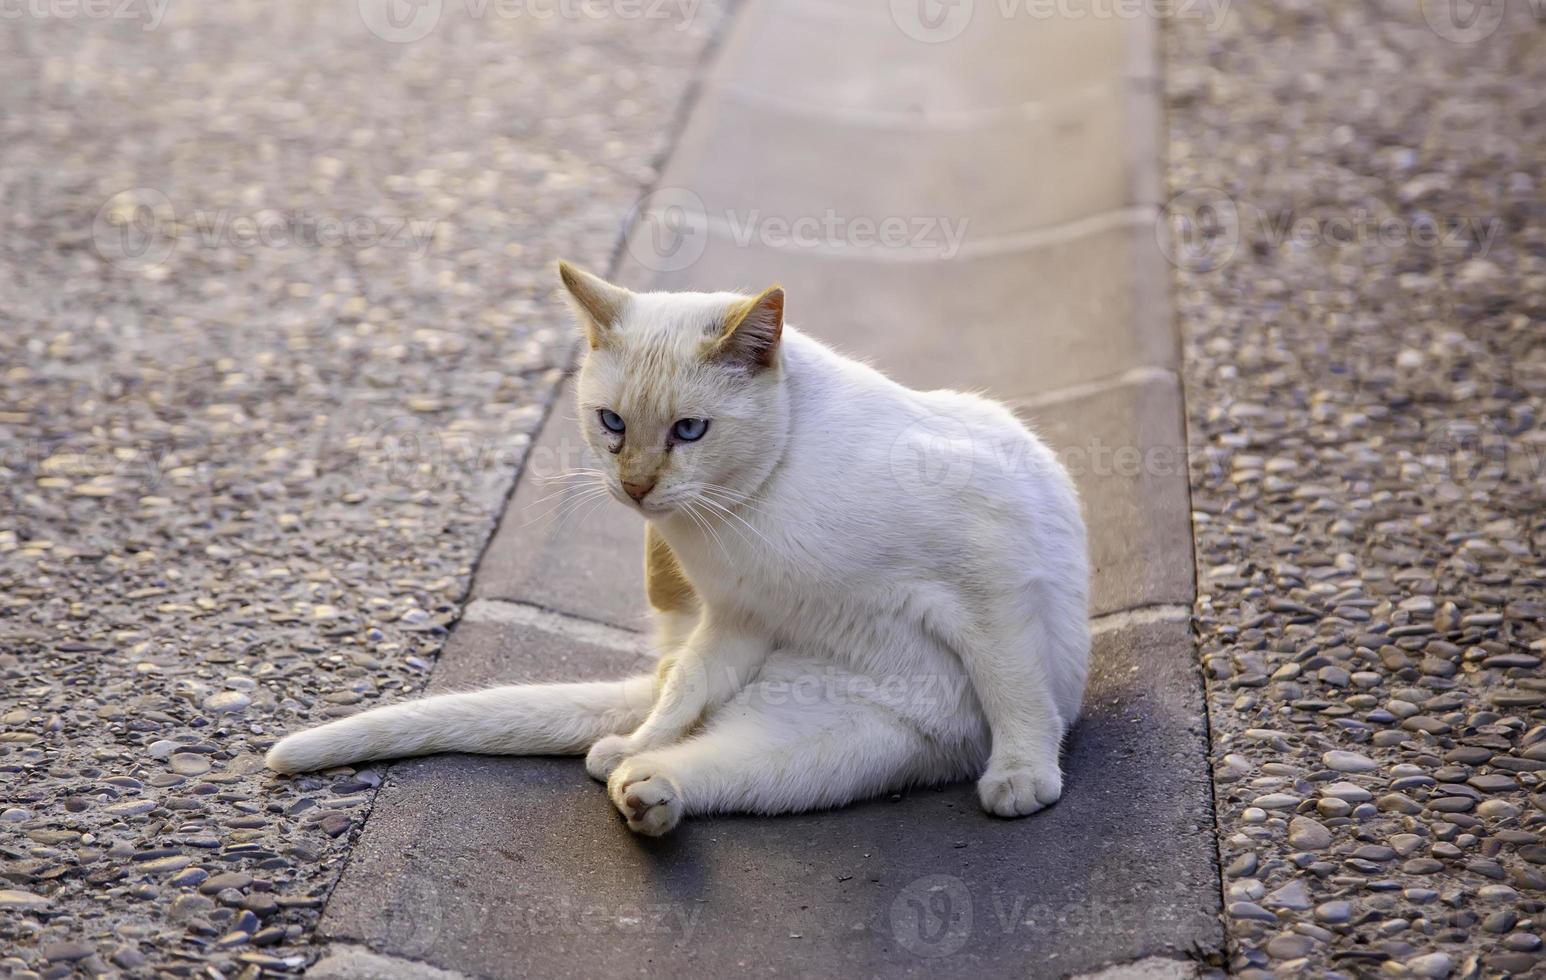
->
(671, 533, 811, 608)
(663, 507, 868, 597)
(667, 522, 928, 643)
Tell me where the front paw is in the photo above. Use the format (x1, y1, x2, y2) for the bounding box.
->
(977, 758, 1062, 817)
(607, 761, 684, 837)
(585, 734, 631, 782)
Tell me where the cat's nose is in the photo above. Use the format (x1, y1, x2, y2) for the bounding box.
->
(622, 479, 655, 502)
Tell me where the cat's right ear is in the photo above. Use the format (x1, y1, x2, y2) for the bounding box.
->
(557, 261, 630, 349)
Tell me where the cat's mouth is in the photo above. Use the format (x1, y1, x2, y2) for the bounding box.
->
(636, 497, 677, 516)
(611, 486, 675, 516)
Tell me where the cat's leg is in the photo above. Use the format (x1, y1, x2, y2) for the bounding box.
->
(264, 675, 657, 774)
(584, 526, 736, 779)
(584, 610, 767, 781)
(603, 662, 977, 836)
(958, 581, 1091, 817)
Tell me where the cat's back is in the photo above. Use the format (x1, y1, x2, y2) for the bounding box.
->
(780, 328, 1066, 488)
(714, 326, 1085, 654)
(767, 329, 1080, 575)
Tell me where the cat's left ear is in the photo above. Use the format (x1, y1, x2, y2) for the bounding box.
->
(711, 286, 784, 370)
(557, 260, 630, 349)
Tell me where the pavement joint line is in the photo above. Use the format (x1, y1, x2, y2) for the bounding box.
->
(700, 204, 1157, 263)
(1068, 955, 1201, 980)
(461, 597, 649, 655)
(1010, 365, 1180, 414)
(1089, 603, 1192, 636)
(714, 75, 1132, 130)
(309, 943, 477, 980)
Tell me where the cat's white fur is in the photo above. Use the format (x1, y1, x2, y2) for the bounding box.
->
(266, 264, 1091, 836)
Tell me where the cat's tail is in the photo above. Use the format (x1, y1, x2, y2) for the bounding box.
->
(264, 676, 656, 774)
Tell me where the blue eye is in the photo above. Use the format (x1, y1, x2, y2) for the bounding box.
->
(598, 409, 626, 434)
(672, 418, 709, 442)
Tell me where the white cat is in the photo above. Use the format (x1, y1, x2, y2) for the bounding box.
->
(265, 262, 1092, 836)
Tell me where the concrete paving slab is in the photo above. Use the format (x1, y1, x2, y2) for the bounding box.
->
(660, 80, 1148, 246)
(473, 385, 650, 630)
(709, 0, 1135, 117)
(320, 617, 1220, 979)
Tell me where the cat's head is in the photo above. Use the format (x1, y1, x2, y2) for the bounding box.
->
(558, 261, 791, 516)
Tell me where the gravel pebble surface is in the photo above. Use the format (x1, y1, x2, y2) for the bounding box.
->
(1167, 1, 1545, 976)
(0, 3, 721, 974)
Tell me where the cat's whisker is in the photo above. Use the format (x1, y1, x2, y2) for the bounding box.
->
(692, 493, 774, 553)
(695, 504, 758, 555)
(695, 508, 734, 563)
(544, 483, 614, 537)
(719, 509, 774, 553)
(676, 480, 752, 507)
(523, 474, 609, 509)
(682, 500, 734, 563)
(521, 483, 611, 529)
(699, 492, 771, 522)
(519, 481, 606, 523)
(550, 489, 614, 539)
(693, 495, 774, 543)
(551, 485, 613, 521)
(693, 482, 771, 517)
(535, 467, 608, 487)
